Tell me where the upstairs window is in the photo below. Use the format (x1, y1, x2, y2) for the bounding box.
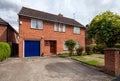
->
(74, 27, 80, 34)
(31, 19, 43, 29)
(54, 23, 59, 31)
(54, 23, 66, 32)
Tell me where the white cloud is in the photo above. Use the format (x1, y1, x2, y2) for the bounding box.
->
(0, 0, 120, 31)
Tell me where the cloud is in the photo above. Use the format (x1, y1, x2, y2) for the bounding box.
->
(0, 0, 22, 31)
(0, 0, 120, 31)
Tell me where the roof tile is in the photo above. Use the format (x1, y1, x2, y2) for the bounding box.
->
(19, 7, 85, 28)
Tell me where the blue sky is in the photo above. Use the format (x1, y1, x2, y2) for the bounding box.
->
(0, 0, 120, 31)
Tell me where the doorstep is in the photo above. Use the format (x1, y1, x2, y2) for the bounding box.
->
(43, 53, 57, 57)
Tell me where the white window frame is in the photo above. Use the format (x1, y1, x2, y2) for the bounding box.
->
(74, 27, 80, 34)
(63, 41, 68, 50)
(75, 41, 80, 48)
(54, 23, 59, 31)
(54, 23, 66, 32)
(31, 19, 43, 29)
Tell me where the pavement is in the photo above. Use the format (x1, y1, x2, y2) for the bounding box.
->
(0, 56, 114, 81)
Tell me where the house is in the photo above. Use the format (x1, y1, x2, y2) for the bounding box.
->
(18, 7, 86, 57)
(0, 18, 18, 56)
(0, 18, 18, 43)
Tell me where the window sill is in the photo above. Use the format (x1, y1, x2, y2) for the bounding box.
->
(54, 31, 66, 33)
(30, 28, 43, 30)
(73, 33, 80, 35)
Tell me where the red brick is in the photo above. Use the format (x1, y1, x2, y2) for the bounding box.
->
(104, 48, 120, 76)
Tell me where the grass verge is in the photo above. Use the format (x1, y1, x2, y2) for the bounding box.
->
(58, 53, 104, 67)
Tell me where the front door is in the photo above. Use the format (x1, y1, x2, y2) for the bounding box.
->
(50, 41, 56, 54)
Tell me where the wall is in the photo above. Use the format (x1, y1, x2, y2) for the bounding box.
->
(0, 25, 7, 42)
(7, 27, 18, 43)
(104, 48, 120, 76)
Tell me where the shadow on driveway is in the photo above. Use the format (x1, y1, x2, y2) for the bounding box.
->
(45, 59, 113, 81)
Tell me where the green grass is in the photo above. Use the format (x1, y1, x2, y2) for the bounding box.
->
(58, 53, 69, 58)
(58, 53, 104, 67)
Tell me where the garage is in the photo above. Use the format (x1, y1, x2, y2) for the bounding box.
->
(24, 40, 40, 57)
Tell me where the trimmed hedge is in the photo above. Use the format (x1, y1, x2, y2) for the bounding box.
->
(114, 43, 120, 48)
(0, 42, 11, 61)
(90, 44, 106, 54)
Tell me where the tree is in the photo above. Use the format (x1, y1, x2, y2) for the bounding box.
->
(87, 11, 120, 47)
(65, 39, 76, 56)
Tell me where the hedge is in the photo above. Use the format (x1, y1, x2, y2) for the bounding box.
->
(0, 42, 11, 61)
(90, 44, 106, 54)
(114, 43, 120, 48)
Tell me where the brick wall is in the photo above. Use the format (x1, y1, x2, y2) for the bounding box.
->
(0, 25, 7, 42)
(0, 24, 18, 43)
(7, 27, 18, 43)
(104, 48, 120, 76)
(19, 16, 86, 57)
(0, 25, 18, 43)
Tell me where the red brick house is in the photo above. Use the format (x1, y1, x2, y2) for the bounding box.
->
(0, 18, 18, 43)
(18, 7, 86, 57)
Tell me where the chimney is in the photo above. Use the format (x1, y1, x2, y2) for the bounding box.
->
(58, 13, 63, 17)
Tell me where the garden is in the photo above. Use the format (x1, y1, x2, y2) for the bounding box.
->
(59, 11, 120, 68)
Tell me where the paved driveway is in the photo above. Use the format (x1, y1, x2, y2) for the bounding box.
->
(0, 57, 113, 81)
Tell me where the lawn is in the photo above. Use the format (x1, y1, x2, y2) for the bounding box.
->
(58, 54, 104, 67)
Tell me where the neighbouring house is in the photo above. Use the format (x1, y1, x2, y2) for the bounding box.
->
(0, 18, 18, 43)
(18, 7, 86, 57)
(0, 18, 18, 56)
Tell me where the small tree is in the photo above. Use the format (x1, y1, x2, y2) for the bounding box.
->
(76, 47, 84, 56)
(87, 11, 120, 47)
(65, 39, 76, 56)
(85, 45, 91, 55)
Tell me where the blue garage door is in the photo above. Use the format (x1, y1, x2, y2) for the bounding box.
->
(25, 40, 40, 57)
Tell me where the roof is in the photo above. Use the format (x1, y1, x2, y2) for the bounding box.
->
(0, 18, 18, 34)
(19, 7, 85, 28)
(0, 18, 8, 25)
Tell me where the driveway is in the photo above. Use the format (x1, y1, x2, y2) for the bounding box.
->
(0, 57, 113, 81)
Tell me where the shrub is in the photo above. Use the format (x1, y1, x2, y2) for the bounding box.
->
(85, 45, 91, 55)
(65, 39, 76, 56)
(96, 44, 106, 54)
(76, 47, 84, 56)
(90, 44, 106, 54)
(90, 44, 97, 53)
(114, 43, 120, 48)
(0, 42, 11, 61)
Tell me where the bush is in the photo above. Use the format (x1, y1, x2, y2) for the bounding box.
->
(65, 39, 76, 56)
(90, 44, 106, 54)
(96, 44, 106, 54)
(0, 42, 11, 61)
(114, 43, 120, 48)
(90, 44, 97, 53)
(76, 47, 84, 56)
(85, 45, 91, 55)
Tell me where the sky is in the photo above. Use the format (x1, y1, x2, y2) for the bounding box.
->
(0, 0, 120, 31)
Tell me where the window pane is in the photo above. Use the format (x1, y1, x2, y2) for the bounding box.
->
(63, 25, 66, 32)
(75, 41, 80, 48)
(54, 23, 59, 31)
(74, 27, 80, 34)
(64, 41, 68, 50)
(59, 24, 63, 32)
(31, 19, 36, 28)
(37, 20, 43, 29)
